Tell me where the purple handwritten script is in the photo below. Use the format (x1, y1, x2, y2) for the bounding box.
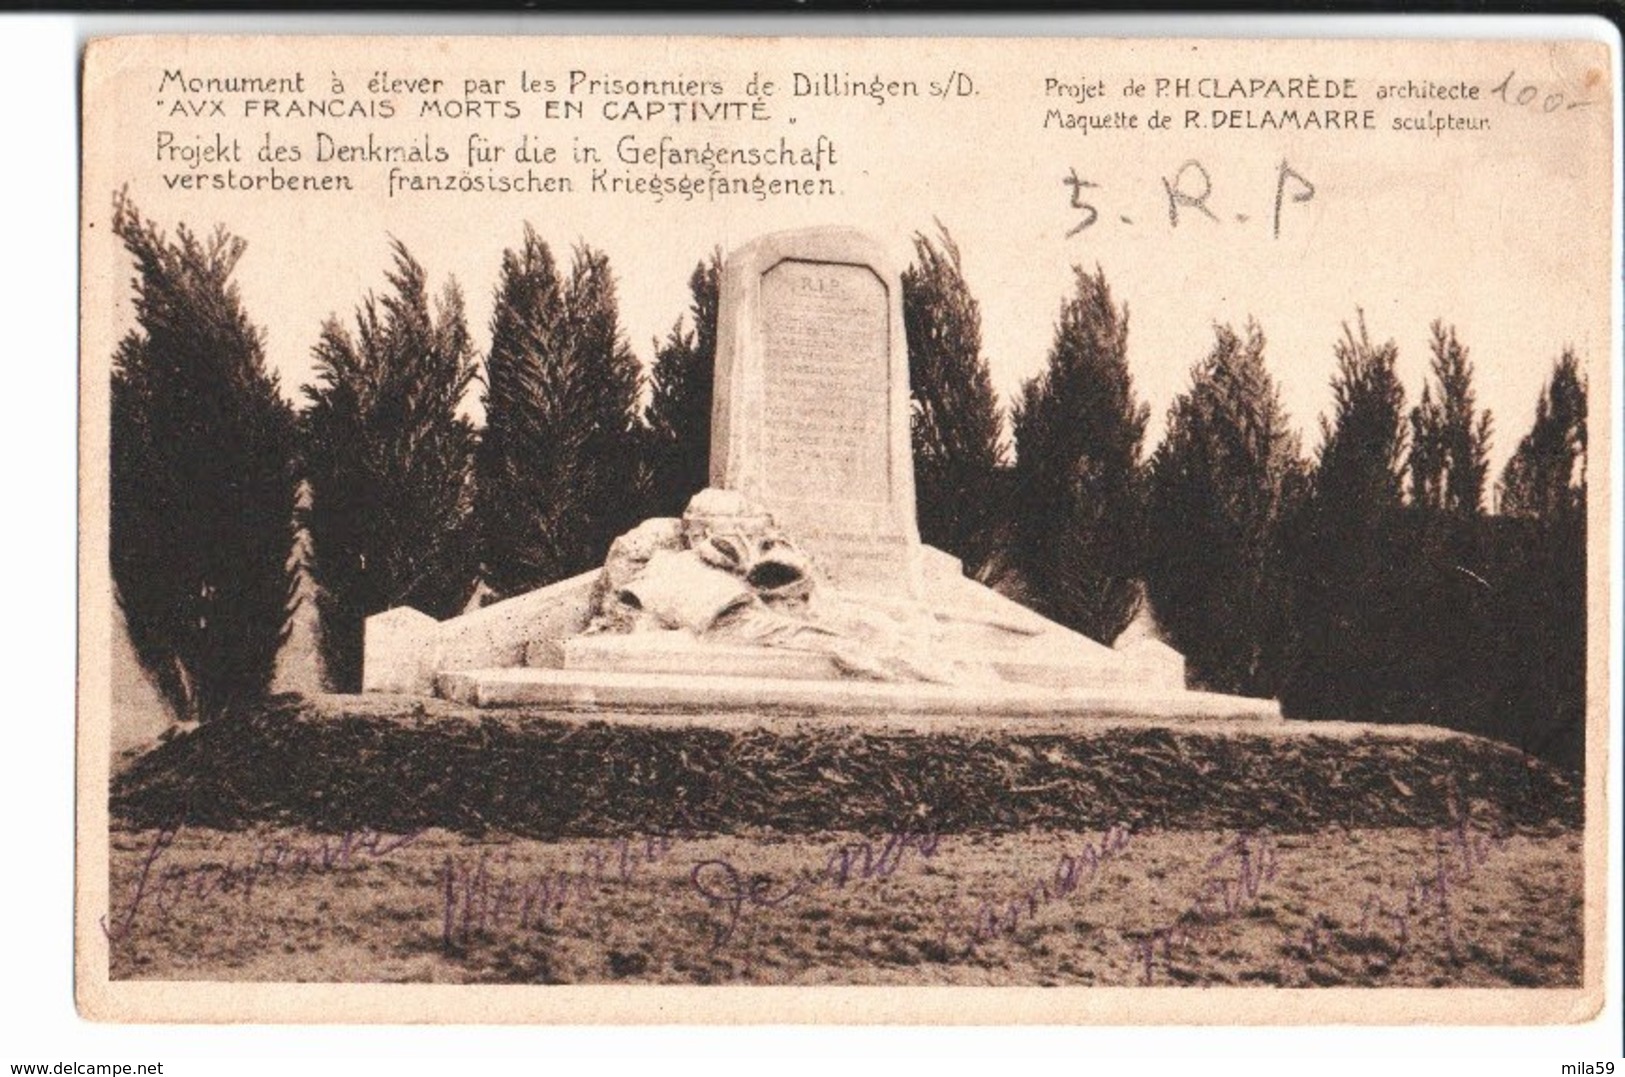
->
(441, 833, 684, 948)
(937, 825, 1133, 950)
(1130, 813, 1514, 984)
(103, 826, 424, 941)
(1352, 813, 1512, 960)
(1131, 832, 1279, 985)
(689, 829, 940, 950)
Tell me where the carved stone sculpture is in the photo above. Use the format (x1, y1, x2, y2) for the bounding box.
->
(588, 489, 962, 683)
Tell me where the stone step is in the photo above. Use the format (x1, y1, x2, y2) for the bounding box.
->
(435, 666, 1281, 722)
(540, 629, 1184, 693)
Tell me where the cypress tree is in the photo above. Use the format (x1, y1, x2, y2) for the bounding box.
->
(901, 224, 1006, 576)
(1147, 321, 1303, 696)
(644, 251, 722, 517)
(1314, 316, 1408, 517)
(109, 192, 299, 721)
(301, 240, 478, 690)
(1500, 349, 1586, 524)
(475, 226, 644, 597)
(1010, 265, 1148, 643)
(1401, 321, 1498, 739)
(1409, 321, 1493, 518)
(1283, 313, 1410, 720)
(1491, 350, 1587, 769)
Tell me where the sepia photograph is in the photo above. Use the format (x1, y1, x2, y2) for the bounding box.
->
(74, 30, 1613, 1024)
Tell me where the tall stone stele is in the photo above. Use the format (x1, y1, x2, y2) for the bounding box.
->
(710, 229, 923, 600)
(360, 226, 1276, 719)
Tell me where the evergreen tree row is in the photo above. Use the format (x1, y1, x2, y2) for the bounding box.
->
(1006, 279, 1585, 769)
(109, 199, 1588, 771)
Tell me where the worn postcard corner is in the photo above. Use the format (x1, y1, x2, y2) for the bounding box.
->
(77, 27, 1616, 1025)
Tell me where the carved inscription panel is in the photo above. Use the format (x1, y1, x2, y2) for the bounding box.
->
(760, 260, 891, 506)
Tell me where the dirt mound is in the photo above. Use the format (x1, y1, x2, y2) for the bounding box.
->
(111, 694, 1580, 839)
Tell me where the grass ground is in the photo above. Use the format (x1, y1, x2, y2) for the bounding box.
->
(106, 821, 1580, 987)
(106, 695, 1583, 987)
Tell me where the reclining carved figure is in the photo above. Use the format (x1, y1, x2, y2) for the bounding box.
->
(587, 488, 962, 683)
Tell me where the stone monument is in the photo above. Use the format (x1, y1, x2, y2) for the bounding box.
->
(361, 226, 1278, 721)
(711, 230, 921, 599)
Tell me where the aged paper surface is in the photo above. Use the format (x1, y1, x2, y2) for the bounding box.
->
(78, 31, 1614, 1024)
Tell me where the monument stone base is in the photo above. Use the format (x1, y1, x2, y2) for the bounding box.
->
(363, 541, 1278, 724)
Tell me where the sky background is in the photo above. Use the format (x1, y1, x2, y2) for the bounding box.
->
(84, 34, 1615, 487)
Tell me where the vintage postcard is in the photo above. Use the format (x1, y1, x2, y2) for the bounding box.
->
(77, 30, 1615, 1024)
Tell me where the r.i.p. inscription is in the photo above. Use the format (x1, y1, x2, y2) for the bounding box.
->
(760, 261, 890, 505)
